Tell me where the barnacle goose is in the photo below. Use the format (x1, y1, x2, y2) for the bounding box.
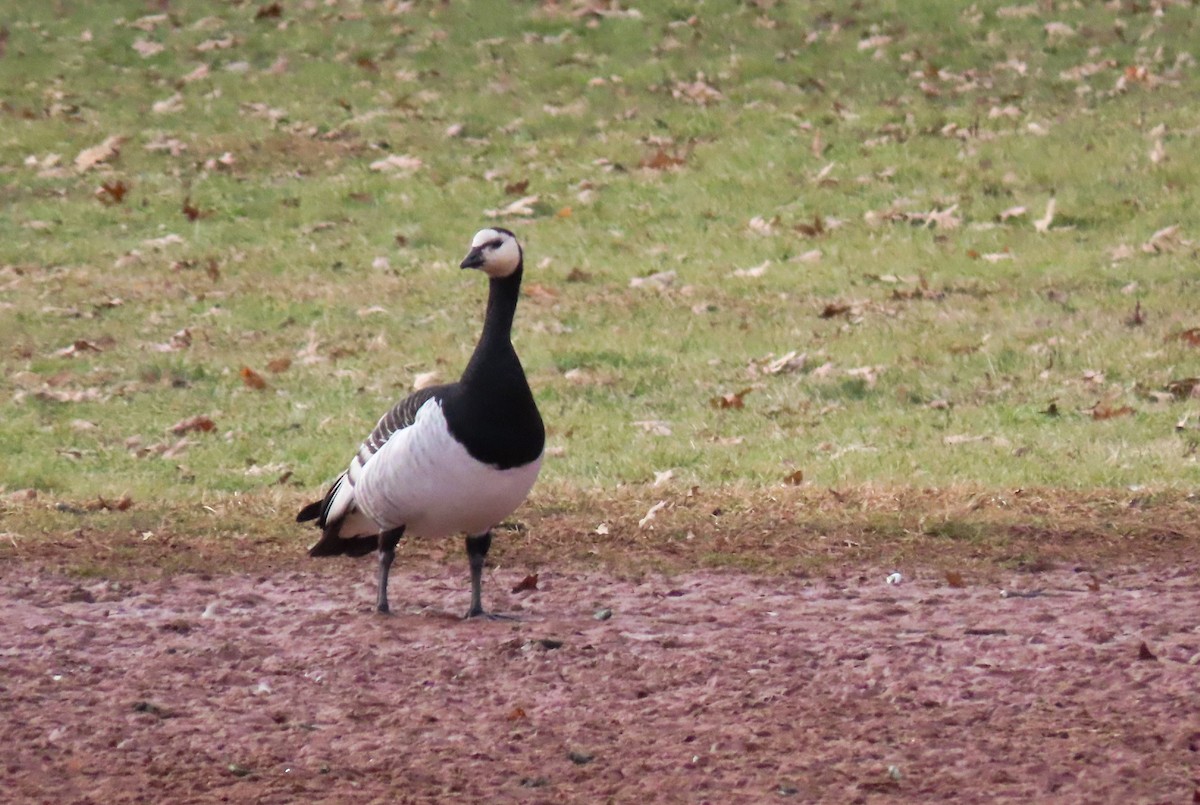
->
(297, 228, 544, 617)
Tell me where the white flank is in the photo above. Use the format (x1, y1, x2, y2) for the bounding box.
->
(353, 399, 541, 538)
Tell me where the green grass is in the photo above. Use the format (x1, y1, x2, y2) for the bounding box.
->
(2, 0, 1199, 509)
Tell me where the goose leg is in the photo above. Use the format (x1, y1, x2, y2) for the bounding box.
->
(376, 527, 405, 614)
(464, 531, 503, 619)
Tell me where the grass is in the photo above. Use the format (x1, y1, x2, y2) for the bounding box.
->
(2, 0, 1199, 554)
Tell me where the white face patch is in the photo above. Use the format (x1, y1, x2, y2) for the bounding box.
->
(469, 228, 522, 278)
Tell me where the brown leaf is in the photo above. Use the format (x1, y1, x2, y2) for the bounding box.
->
(639, 148, 686, 170)
(1137, 641, 1157, 661)
(711, 388, 753, 410)
(96, 180, 129, 204)
(170, 415, 216, 435)
(945, 570, 967, 588)
(55, 339, 105, 358)
(504, 179, 530, 196)
(820, 302, 851, 319)
(1166, 378, 1200, 400)
(511, 574, 539, 593)
(1086, 575, 1101, 592)
(1091, 403, 1135, 421)
(524, 283, 558, 301)
(794, 214, 826, 238)
(75, 136, 126, 172)
(182, 197, 206, 221)
(506, 706, 528, 721)
(85, 494, 134, 512)
(240, 367, 268, 390)
(254, 2, 283, 19)
(1172, 328, 1200, 347)
(266, 357, 292, 373)
(1125, 300, 1145, 327)
(783, 469, 804, 486)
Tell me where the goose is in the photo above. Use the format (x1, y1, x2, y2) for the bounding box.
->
(297, 227, 545, 617)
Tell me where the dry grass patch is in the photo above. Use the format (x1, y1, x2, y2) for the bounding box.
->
(3, 485, 1197, 583)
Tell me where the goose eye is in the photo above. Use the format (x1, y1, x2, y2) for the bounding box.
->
(486, 240, 503, 250)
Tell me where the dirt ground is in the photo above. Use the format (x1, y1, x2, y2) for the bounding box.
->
(3, 548, 1198, 804)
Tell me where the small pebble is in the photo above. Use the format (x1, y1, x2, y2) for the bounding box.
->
(593, 608, 613, 621)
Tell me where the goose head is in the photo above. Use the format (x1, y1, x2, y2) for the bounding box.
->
(460, 228, 523, 279)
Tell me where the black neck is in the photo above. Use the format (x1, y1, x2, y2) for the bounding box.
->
(460, 266, 523, 387)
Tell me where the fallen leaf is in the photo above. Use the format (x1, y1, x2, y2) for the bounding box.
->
(181, 64, 210, 83)
(711, 387, 753, 409)
(628, 270, 676, 290)
(762, 351, 806, 375)
(85, 494, 134, 512)
(1137, 641, 1157, 661)
(1091, 403, 1135, 421)
(640, 148, 686, 170)
(152, 92, 184, 114)
(638, 500, 667, 529)
(633, 420, 672, 436)
(369, 154, 423, 174)
(747, 216, 777, 236)
(732, 261, 769, 278)
(794, 214, 826, 238)
(1172, 328, 1200, 347)
(511, 574, 539, 593)
(195, 36, 235, 53)
(1142, 225, 1186, 255)
(143, 233, 185, 250)
(671, 77, 722, 106)
(652, 469, 674, 487)
(1033, 198, 1056, 233)
(1166, 378, 1200, 400)
(255, 2, 283, 20)
(820, 302, 852, 319)
(783, 469, 804, 486)
(1086, 575, 1101, 592)
(525, 283, 558, 301)
(1108, 243, 1135, 262)
(1125, 301, 1145, 327)
(132, 38, 165, 58)
(504, 178, 530, 195)
(95, 180, 129, 204)
(170, 415, 216, 435)
(239, 367, 268, 390)
(412, 370, 439, 391)
(182, 197, 206, 221)
(266, 357, 292, 373)
(911, 204, 961, 230)
(506, 706, 527, 721)
(75, 136, 125, 172)
(998, 205, 1027, 222)
(484, 194, 539, 219)
(1149, 139, 1167, 165)
(55, 339, 104, 358)
(945, 570, 967, 588)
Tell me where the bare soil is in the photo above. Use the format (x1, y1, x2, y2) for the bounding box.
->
(3, 550, 1199, 804)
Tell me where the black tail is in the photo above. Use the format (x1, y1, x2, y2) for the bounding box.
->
(299, 475, 381, 558)
(308, 532, 379, 558)
(296, 499, 324, 523)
